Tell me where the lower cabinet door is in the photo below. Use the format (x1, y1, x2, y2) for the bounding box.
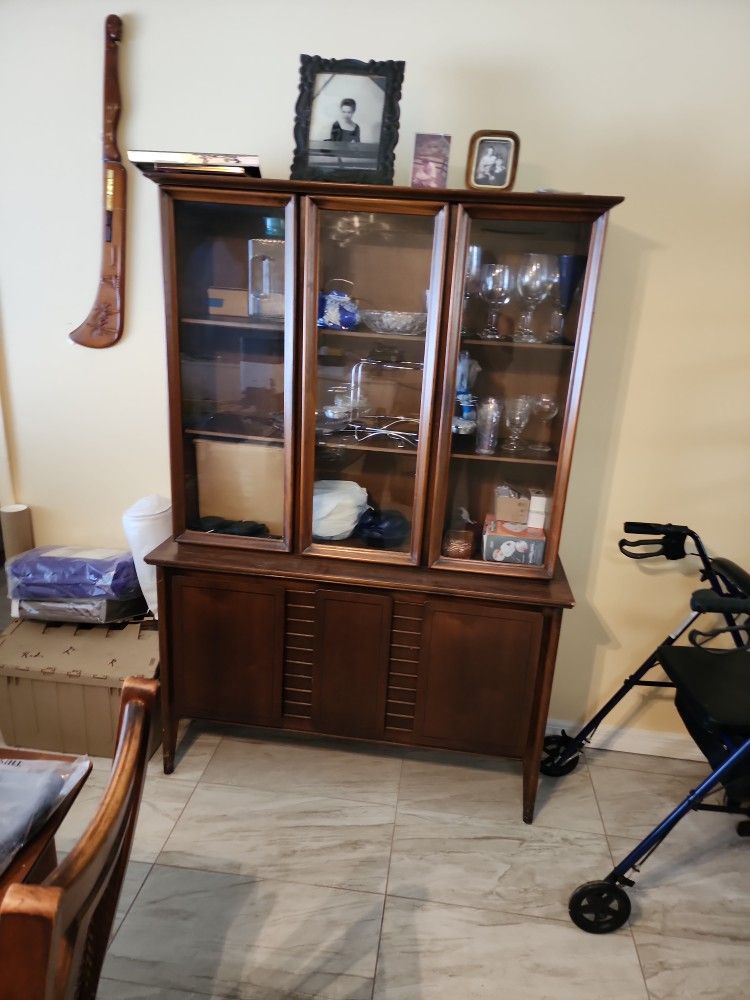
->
(415, 599, 542, 756)
(312, 589, 392, 738)
(171, 574, 283, 725)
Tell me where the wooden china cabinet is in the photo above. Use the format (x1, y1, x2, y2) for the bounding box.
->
(138, 167, 622, 822)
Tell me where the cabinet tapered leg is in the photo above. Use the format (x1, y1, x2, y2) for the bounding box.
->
(162, 718, 177, 774)
(522, 756, 540, 824)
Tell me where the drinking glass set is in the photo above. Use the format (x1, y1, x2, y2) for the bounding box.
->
(464, 250, 585, 343)
(475, 393, 559, 456)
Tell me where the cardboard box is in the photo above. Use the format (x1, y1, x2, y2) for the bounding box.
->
(207, 287, 248, 317)
(482, 519, 546, 565)
(194, 438, 284, 537)
(212, 237, 249, 288)
(494, 488, 530, 523)
(528, 488, 549, 515)
(527, 510, 547, 530)
(0, 620, 159, 757)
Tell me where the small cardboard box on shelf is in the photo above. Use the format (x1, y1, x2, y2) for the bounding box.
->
(482, 519, 546, 565)
(494, 486, 530, 523)
(207, 287, 248, 317)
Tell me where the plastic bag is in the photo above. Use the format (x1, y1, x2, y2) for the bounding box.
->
(0, 755, 90, 877)
(312, 481, 369, 540)
(122, 495, 172, 618)
(11, 596, 148, 624)
(6, 546, 141, 601)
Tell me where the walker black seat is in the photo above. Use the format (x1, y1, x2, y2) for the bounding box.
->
(659, 645, 750, 735)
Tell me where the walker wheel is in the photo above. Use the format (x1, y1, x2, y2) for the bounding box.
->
(568, 880, 631, 934)
(540, 735, 581, 777)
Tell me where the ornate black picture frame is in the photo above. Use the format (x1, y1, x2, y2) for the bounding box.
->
(290, 55, 405, 184)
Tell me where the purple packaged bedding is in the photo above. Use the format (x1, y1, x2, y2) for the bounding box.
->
(6, 546, 142, 601)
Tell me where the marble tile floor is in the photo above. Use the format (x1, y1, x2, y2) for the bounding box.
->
(58, 726, 747, 999)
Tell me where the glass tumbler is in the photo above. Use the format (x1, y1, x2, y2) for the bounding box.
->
(475, 397, 503, 455)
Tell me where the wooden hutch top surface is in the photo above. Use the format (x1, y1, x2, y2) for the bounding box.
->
(146, 539, 575, 610)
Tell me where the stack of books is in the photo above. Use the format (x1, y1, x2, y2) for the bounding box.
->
(127, 150, 261, 177)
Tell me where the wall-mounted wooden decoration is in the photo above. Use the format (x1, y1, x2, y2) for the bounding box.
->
(70, 15, 127, 349)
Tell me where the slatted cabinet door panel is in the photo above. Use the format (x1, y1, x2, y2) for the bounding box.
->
(171, 574, 284, 725)
(416, 599, 543, 756)
(282, 587, 316, 723)
(312, 590, 392, 738)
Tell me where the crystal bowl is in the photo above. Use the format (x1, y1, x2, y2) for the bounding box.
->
(359, 310, 428, 336)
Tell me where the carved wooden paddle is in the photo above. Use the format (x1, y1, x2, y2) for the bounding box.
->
(70, 15, 127, 348)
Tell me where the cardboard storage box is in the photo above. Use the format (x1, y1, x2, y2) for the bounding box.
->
(494, 487, 530, 523)
(528, 488, 549, 514)
(194, 437, 284, 536)
(482, 519, 546, 565)
(0, 620, 160, 757)
(207, 287, 248, 317)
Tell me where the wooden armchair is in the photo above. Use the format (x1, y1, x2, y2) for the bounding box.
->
(0, 676, 159, 1000)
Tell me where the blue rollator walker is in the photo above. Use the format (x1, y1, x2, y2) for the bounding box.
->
(540, 522, 750, 934)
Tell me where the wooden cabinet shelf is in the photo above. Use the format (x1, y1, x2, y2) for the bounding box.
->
(450, 440, 558, 465)
(181, 316, 284, 333)
(320, 329, 426, 343)
(136, 170, 622, 823)
(461, 338, 574, 351)
(317, 437, 418, 456)
(185, 428, 284, 445)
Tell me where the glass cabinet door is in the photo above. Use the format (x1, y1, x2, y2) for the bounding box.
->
(299, 198, 447, 564)
(169, 194, 295, 549)
(430, 207, 605, 576)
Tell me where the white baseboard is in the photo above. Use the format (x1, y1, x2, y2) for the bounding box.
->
(546, 718, 703, 761)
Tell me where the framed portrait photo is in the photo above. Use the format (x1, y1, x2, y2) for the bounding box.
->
(411, 133, 451, 189)
(465, 130, 520, 191)
(290, 54, 405, 184)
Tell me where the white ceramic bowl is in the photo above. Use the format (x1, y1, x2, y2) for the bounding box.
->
(359, 310, 428, 336)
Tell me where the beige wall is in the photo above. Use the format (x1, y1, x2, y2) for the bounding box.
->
(1, 0, 748, 735)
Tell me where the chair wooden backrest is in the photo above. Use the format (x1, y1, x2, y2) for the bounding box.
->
(0, 676, 159, 1000)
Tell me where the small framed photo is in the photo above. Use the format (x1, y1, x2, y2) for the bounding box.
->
(290, 54, 405, 184)
(411, 133, 451, 188)
(465, 130, 520, 191)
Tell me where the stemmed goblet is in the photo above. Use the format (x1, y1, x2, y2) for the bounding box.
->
(527, 393, 559, 453)
(501, 395, 533, 452)
(545, 263, 566, 343)
(463, 244, 483, 302)
(461, 243, 483, 338)
(515, 254, 556, 343)
(479, 263, 513, 340)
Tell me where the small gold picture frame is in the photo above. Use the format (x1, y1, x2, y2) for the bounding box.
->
(465, 130, 520, 191)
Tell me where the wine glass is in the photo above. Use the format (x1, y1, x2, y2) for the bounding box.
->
(545, 262, 566, 343)
(479, 263, 513, 340)
(501, 395, 533, 451)
(515, 254, 555, 343)
(463, 244, 483, 302)
(461, 244, 483, 337)
(527, 394, 559, 453)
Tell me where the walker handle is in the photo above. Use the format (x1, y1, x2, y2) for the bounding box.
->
(623, 521, 689, 535)
(619, 522, 689, 560)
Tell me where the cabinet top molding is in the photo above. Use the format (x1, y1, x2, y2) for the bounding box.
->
(133, 168, 623, 213)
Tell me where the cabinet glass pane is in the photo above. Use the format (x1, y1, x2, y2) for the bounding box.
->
(441, 216, 591, 569)
(174, 200, 290, 543)
(309, 209, 437, 556)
